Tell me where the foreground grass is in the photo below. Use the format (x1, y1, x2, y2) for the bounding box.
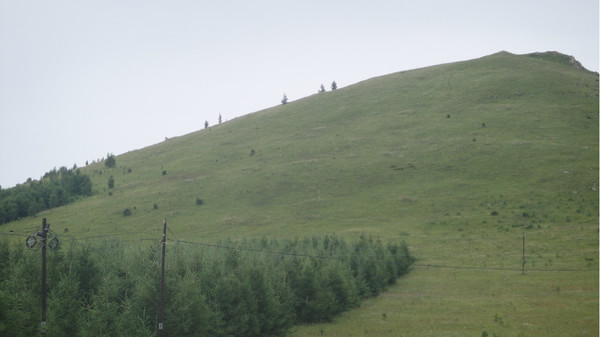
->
(291, 221, 598, 337)
(293, 267, 597, 337)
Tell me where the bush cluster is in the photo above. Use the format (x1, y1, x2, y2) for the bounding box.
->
(0, 234, 414, 337)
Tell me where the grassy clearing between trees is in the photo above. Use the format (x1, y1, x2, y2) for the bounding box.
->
(291, 221, 598, 337)
(1, 51, 598, 336)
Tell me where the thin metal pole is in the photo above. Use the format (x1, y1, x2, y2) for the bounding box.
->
(40, 218, 49, 336)
(522, 232, 526, 275)
(158, 218, 166, 336)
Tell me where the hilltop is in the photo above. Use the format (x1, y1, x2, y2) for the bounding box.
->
(1, 51, 598, 336)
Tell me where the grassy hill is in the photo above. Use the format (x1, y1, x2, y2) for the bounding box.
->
(2, 51, 598, 336)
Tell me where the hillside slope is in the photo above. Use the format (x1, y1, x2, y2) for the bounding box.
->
(9, 51, 595, 237)
(2, 51, 598, 336)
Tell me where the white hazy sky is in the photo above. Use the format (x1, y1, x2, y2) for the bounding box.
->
(1, 0, 598, 188)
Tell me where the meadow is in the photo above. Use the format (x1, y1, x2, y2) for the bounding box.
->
(1, 51, 598, 336)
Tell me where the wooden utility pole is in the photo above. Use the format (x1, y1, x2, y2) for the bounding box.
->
(522, 232, 526, 275)
(157, 218, 167, 336)
(40, 218, 49, 336)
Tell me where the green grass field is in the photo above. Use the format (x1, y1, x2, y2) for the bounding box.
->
(2, 51, 598, 336)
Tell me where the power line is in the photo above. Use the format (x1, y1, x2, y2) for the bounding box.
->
(413, 263, 598, 273)
(172, 239, 342, 260)
(35, 235, 600, 273)
(7, 225, 595, 273)
(0, 232, 28, 237)
(166, 226, 179, 241)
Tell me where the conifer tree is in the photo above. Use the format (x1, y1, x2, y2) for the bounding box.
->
(105, 153, 116, 168)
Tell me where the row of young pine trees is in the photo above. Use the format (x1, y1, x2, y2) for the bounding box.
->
(0, 234, 414, 337)
(281, 81, 337, 105)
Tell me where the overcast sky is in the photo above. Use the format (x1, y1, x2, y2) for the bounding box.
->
(1, 0, 598, 188)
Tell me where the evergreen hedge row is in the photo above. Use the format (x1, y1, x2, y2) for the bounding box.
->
(0, 234, 414, 337)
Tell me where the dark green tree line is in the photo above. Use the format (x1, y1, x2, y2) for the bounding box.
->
(0, 235, 414, 337)
(0, 167, 93, 224)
